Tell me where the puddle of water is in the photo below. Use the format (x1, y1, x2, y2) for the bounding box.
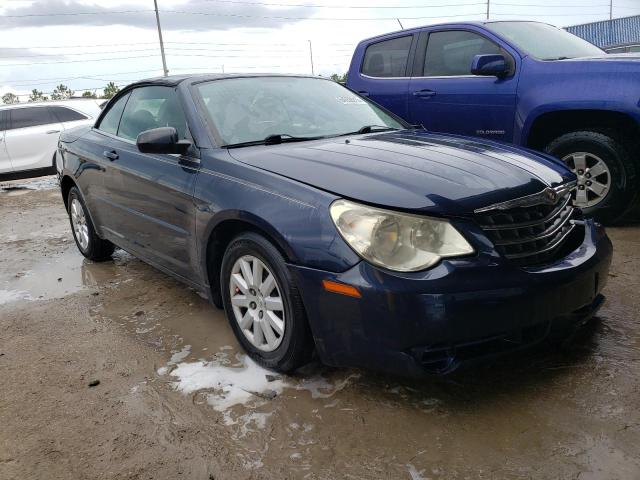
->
(0, 247, 128, 304)
(0, 289, 29, 305)
(0, 175, 57, 192)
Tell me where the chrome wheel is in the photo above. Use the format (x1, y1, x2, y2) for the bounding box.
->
(562, 151, 611, 208)
(70, 198, 90, 251)
(229, 255, 285, 352)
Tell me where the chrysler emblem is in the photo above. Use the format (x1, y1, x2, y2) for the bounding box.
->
(543, 188, 558, 204)
(474, 181, 577, 213)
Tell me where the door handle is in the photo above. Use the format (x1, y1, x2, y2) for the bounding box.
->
(103, 150, 118, 161)
(358, 90, 370, 97)
(412, 89, 436, 98)
(46, 129, 61, 134)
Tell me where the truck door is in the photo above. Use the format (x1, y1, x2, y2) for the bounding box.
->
(348, 34, 415, 119)
(408, 28, 518, 143)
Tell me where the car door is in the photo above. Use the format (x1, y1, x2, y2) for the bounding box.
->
(351, 34, 415, 119)
(104, 85, 199, 280)
(0, 110, 11, 174)
(4, 106, 64, 172)
(408, 28, 519, 142)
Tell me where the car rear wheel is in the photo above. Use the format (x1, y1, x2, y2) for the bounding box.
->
(220, 232, 313, 372)
(67, 186, 115, 261)
(545, 130, 638, 223)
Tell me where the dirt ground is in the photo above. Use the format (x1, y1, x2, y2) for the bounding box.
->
(1, 176, 639, 480)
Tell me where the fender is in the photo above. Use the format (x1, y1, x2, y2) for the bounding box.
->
(518, 103, 640, 146)
(198, 208, 300, 289)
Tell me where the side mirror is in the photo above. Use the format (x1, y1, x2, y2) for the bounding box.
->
(471, 54, 509, 78)
(136, 127, 191, 155)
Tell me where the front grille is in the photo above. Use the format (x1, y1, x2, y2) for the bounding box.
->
(475, 191, 584, 267)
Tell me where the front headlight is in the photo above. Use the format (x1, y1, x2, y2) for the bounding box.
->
(330, 199, 474, 272)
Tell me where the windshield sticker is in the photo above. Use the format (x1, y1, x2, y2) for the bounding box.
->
(337, 95, 366, 105)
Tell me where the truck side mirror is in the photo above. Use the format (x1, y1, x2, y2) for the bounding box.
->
(471, 54, 509, 78)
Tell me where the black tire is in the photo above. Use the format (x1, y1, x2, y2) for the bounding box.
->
(67, 186, 115, 261)
(220, 232, 313, 372)
(545, 130, 639, 223)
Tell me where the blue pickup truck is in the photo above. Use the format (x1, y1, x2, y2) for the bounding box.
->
(347, 21, 640, 221)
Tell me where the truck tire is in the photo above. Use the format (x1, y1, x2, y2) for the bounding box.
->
(545, 130, 638, 223)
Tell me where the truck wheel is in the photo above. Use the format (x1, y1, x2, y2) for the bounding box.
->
(545, 130, 638, 223)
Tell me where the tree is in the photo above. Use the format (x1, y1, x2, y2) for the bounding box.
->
(82, 90, 97, 99)
(2, 92, 19, 104)
(28, 89, 48, 102)
(330, 73, 348, 84)
(51, 84, 74, 100)
(102, 82, 120, 99)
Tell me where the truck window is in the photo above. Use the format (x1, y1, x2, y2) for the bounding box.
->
(424, 30, 501, 77)
(361, 36, 412, 78)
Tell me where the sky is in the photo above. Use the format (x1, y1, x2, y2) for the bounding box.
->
(1, 0, 639, 101)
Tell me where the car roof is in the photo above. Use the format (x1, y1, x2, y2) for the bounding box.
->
(126, 73, 329, 89)
(0, 98, 101, 111)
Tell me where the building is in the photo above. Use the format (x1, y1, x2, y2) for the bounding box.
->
(565, 14, 640, 53)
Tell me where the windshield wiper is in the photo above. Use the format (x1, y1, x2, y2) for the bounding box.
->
(355, 125, 399, 134)
(223, 133, 325, 149)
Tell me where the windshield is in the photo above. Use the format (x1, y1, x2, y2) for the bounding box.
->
(195, 76, 405, 146)
(486, 21, 604, 60)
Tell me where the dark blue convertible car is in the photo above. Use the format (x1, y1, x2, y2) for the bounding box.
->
(57, 74, 612, 376)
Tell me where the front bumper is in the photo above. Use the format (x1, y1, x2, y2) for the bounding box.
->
(289, 219, 612, 377)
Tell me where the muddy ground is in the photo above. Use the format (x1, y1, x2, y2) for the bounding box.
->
(0, 177, 639, 480)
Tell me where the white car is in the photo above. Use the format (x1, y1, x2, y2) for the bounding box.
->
(0, 99, 103, 180)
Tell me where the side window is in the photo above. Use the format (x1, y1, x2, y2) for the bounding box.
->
(8, 107, 55, 130)
(117, 86, 187, 142)
(0, 111, 7, 131)
(49, 106, 88, 122)
(97, 93, 130, 136)
(424, 30, 501, 77)
(362, 36, 413, 78)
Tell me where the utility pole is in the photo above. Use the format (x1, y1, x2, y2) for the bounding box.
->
(609, 0, 613, 20)
(308, 40, 315, 76)
(486, 0, 490, 20)
(153, 0, 169, 77)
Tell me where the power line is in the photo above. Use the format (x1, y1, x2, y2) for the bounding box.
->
(196, 0, 487, 8)
(0, 10, 153, 18)
(161, 9, 486, 20)
(0, 48, 160, 59)
(0, 54, 161, 67)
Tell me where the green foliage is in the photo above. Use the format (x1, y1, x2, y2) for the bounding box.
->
(2, 92, 19, 105)
(28, 89, 48, 102)
(330, 73, 348, 84)
(102, 82, 120, 99)
(82, 90, 98, 99)
(51, 84, 74, 100)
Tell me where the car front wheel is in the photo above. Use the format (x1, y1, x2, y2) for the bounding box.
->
(220, 232, 313, 372)
(67, 186, 115, 261)
(545, 130, 638, 223)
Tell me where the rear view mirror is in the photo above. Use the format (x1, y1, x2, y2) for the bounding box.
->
(136, 127, 191, 155)
(471, 54, 509, 78)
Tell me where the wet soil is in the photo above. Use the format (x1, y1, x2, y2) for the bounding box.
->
(1, 177, 639, 479)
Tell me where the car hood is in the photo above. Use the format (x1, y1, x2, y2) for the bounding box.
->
(229, 130, 573, 216)
(564, 53, 640, 63)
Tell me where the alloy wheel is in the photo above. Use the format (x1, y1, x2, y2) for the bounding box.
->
(562, 151, 611, 208)
(70, 198, 90, 251)
(229, 255, 285, 352)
